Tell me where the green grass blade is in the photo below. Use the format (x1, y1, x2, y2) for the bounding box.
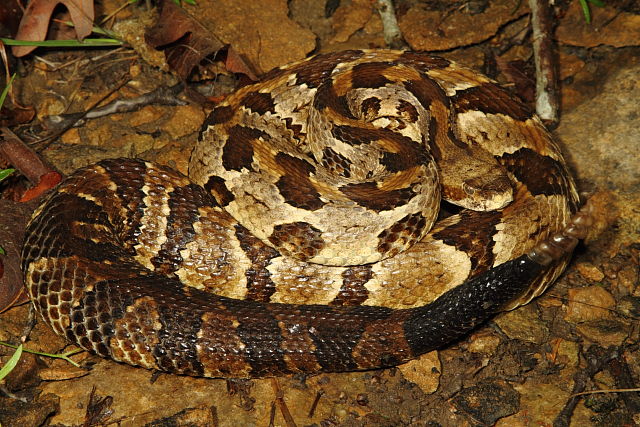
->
(0, 342, 83, 368)
(0, 168, 15, 182)
(0, 344, 23, 381)
(0, 37, 122, 47)
(0, 73, 16, 109)
(579, 0, 593, 24)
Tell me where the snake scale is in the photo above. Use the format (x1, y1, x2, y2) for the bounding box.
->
(21, 50, 591, 378)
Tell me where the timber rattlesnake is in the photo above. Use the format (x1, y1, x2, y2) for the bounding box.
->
(21, 50, 589, 377)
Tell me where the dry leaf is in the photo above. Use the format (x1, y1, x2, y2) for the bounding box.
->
(12, 0, 95, 57)
(495, 58, 536, 104)
(399, 0, 529, 51)
(145, 0, 224, 80)
(330, 0, 373, 43)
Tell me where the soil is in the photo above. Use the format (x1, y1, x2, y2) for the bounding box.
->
(0, 0, 639, 426)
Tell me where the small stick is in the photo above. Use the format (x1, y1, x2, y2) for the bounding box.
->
(375, 0, 408, 49)
(529, 0, 560, 125)
(307, 390, 324, 418)
(43, 82, 186, 130)
(270, 378, 297, 427)
(32, 73, 132, 151)
(0, 127, 56, 186)
(553, 345, 620, 427)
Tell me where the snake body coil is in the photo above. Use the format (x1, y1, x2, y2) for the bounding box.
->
(22, 50, 584, 378)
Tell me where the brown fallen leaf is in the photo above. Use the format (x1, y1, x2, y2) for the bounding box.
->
(0, 0, 23, 37)
(224, 47, 258, 82)
(0, 105, 36, 128)
(147, 0, 315, 78)
(145, 0, 225, 80)
(0, 198, 35, 312)
(495, 57, 536, 104)
(12, 0, 95, 57)
(330, 0, 373, 43)
(0, 128, 61, 312)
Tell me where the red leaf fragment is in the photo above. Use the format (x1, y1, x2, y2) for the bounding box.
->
(19, 171, 62, 202)
(225, 47, 258, 81)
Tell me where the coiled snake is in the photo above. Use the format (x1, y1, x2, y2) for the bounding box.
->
(21, 50, 589, 378)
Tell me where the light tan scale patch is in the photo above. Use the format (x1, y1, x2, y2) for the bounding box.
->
(110, 296, 162, 369)
(267, 258, 345, 305)
(455, 111, 562, 160)
(132, 183, 172, 269)
(427, 66, 491, 96)
(175, 207, 252, 298)
(364, 239, 472, 309)
(492, 193, 569, 266)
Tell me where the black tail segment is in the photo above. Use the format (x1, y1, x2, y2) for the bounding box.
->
(404, 201, 594, 357)
(403, 255, 542, 356)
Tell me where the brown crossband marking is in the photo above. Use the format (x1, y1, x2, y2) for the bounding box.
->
(500, 148, 570, 198)
(201, 105, 234, 133)
(234, 224, 279, 303)
(313, 82, 355, 119)
(292, 50, 365, 88)
(100, 159, 149, 249)
(151, 184, 212, 275)
(268, 222, 324, 262)
(403, 76, 448, 108)
(379, 137, 429, 172)
(321, 147, 353, 178)
(340, 182, 416, 212)
(377, 213, 428, 256)
(240, 91, 276, 115)
(222, 125, 264, 171)
(283, 117, 304, 140)
(432, 210, 502, 273)
(274, 152, 325, 210)
(453, 83, 532, 121)
(331, 124, 380, 146)
(235, 303, 289, 376)
(397, 99, 419, 123)
(360, 97, 381, 120)
(197, 311, 252, 377)
(350, 62, 395, 88)
(352, 314, 414, 369)
(332, 265, 372, 306)
(398, 51, 451, 72)
(204, 175, 234, 206)
(110, 295, 161, 368)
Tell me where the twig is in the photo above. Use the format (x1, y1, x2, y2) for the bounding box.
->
(553, 345, 620, 427)
(528, 0, 559, 125)
(32, 74, 132, 151)
(375, 0, 408, 49)
(270, 378, 297, 427)
(607, 351, 640, 413)
(307, 390, 324, 418)
(0, 127, 55, 186)
(42, 82, 186, 130)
